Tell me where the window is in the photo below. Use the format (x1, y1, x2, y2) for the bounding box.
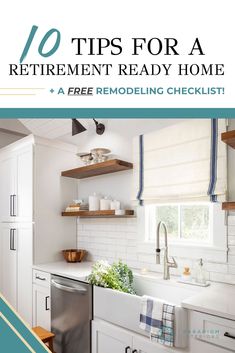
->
(145, 203, 212, 244)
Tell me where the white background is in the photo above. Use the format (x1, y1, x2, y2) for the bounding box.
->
(0, 0, 233, 108)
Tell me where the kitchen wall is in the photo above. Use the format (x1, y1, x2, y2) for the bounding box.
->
(77, 119, 235, 285)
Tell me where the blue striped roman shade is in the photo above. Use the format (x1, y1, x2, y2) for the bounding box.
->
(133, 119, 227, 204)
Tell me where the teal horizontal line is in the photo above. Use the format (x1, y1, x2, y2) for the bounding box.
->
(0, 108, 235, 118)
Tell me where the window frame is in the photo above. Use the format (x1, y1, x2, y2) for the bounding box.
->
(137, 202, 228, 263)
(145, 202, 213, 245)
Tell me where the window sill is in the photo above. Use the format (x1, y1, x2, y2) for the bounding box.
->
(137, 241, 228, 263)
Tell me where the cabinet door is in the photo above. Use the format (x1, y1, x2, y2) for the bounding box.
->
(0, 146, 33, 223)
(33, 285, 51, 331)
(16, 147, 33, 222)
(0, 156, 16, 222)
(92, 320, 132, 353)
(0, 225, 17, 308)
(17, 224, 33, 325)
(133, 335, 169, 353)
(0, 224, 33, 325)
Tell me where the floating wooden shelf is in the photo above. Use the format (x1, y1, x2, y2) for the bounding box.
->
(61, 159, 133, 179)
(61, 210, 135, 218)
(221, 130, 235, 149)
(222, 202, 235, 211)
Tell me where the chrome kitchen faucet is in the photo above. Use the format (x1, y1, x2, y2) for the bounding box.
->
(156, 221, 178, 280)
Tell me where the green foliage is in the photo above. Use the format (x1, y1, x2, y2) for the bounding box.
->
(87, 260, 136, 294)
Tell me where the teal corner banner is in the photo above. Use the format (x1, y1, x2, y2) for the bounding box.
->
(0, 108, 234, 118)
(0, 294, 49, 353)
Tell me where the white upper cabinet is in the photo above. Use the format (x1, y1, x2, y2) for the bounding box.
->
(0, 134, 77, 264)
(16, 146, 33, 222)
(0, 155, 16, 222)
(0, 144, 33, 223)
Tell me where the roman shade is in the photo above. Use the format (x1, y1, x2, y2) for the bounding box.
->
(133, 119, 227, 204)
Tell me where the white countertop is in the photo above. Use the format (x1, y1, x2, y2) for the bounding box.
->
(182, 282, 235, 321)
(33, 261, 235, 320)
(33, 261, 93, 282)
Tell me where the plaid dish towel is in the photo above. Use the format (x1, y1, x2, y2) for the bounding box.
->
(139, 296, 175, 347)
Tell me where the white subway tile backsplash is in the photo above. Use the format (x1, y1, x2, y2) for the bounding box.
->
(115, 238, 127, 246)
(125, 260, 140, 269)
(204, 262, 228, 274)
(104, 232, 122, 239)
(209, 272, 235, 284)
(126, 253, 138, 261)
(228, 265, 235, 275)
(228, 226, 235, 236)
(77, 217, 235, 285)
(228, 216, 235, 226)
(229, 246, 235, 255)
(126, 232, 137, 239)
(147, 264, 162, 272)
(228, 236, 235, 246)
(137, 253, 155, 264)
(126, 246, 137, 254)
(228, 255, 235, 265)
(126, 225, 138, 232)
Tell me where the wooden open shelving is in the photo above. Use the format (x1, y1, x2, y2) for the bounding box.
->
(222, 202, 235, 211)
(221, 130, 235, 149)
(61, 159, 133, 179)
(61, 210, 135, 218)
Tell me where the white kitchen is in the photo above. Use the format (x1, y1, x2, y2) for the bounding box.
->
(0, 117, 235, 353)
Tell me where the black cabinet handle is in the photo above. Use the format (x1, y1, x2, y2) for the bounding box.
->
(224, 332, 235, 340)
(12, 229, 16, 250)
(125, 347, 131, 353)
(10, 195, 13, 216)
(36, 275, 46, 281)
(45, 296, 50, 311)
(132, 350, 138, 353)
(10, 229, 13, 250)
(10, 229, 16, 251)
(12, 195, 17, 217)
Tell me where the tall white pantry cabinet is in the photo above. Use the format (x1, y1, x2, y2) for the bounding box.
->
(0, 135, 77, 326)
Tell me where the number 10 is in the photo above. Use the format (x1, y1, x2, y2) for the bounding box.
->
(20, 25, 61, 63)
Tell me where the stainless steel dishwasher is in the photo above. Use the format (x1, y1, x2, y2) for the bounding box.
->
(51, 275, 92, 353)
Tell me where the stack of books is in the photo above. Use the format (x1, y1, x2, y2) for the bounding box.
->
(65, 201, 89, 212)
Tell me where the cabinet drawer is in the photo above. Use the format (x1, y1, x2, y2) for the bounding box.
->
(33, 270, 50, 288)
(191, 311, 235, 351)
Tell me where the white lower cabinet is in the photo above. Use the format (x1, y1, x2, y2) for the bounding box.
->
(32, 270, 51, 331)
(92, 320, 132, 353)
(0, 223, 33, 325)
(189, 310, 235, 353)
(0, 225, 17, 308)
(92, 320, 168, 353)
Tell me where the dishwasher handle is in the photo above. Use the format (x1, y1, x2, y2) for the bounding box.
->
(51, 279, 87, 294)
